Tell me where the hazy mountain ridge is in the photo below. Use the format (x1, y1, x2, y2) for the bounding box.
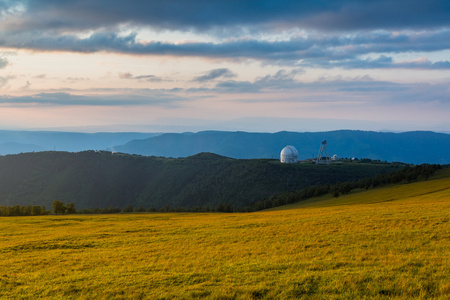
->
(113, 130, 450, 164)
(0, 130, 448, 165)
(0, 142, 46, 154)
(0, 130, 160, 154)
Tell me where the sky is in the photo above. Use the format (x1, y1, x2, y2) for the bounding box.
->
(0, 0, 449, 133)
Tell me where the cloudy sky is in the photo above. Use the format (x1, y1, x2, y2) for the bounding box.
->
(0, 0, 449, 132)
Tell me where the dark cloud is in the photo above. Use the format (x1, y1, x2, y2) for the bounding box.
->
(0, 1, 449, 70)
(0, 91, 186, 107)
(0, 29, 449, 70)
(255, 69, 304, 88)
(394, 59, 450, 70)
(214, 72, 409, 95)
(0, 31, 311, 59)
(118, 72, 133, 79)
(212, 75, 450, 107)
(313, 55, 450, 70)
(119, 72, 163, 82)
(215, 69, 303, 93)
(0, 76, 9, 88)
(215, 80, 259, 93)
(65, 77, 88, 82)
(0, 78, 447, 109)
(194, 68, 236, 82)
(134, 75, 163, 82)
(0, 74, 15, 87)
(2, 0, 449, 32)
(0, 57, 8, 68)
(21, 80, 31, 90)
(321, 78, 408, 93)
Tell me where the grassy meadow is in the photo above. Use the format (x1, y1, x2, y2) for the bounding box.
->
(1, 170, 449, 299)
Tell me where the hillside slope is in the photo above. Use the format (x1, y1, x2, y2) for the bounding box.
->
(1, 170, 449, 298)
(275, 168, 450, 210)
(113, 130, 450, 164)
(0, 151, 404, 210)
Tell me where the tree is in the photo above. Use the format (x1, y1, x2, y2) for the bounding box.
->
(65, 202, 76, 214)
(31, 205, 42, 216)
(135, 206, 145, 212)
(122, 205, 133, 213)
(338, 182, 352, 195)
(52, 200, 66, 215)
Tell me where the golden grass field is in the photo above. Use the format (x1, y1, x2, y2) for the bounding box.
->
(1, 169, 449, 299)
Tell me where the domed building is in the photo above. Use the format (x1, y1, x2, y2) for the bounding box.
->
(280, 146, 299, 163)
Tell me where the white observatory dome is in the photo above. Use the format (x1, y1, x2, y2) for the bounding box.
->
(280, 146, 299, 163)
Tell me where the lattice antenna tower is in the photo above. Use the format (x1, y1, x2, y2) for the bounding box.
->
(316, 140, 330, 164)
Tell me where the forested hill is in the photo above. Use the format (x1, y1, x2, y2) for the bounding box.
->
(0, 151, 405, 210)
(112, 130, 450, 165)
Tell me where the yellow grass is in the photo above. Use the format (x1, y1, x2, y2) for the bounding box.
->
(1, 170, 449, 299)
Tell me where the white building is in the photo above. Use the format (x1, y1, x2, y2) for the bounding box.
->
(280, 146, 299, 163)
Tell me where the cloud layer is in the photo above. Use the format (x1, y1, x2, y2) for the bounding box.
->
(0, 1, 449, 132)
(0, 57, 8, 68)
(0, 1, 449, 69)
(0, 91, 186, 107)
(2, 0, 449, 31)
(194, 68, 236, 82)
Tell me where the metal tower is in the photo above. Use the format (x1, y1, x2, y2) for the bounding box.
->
(316, 140, 330, 164)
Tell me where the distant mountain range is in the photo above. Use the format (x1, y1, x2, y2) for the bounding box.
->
(0, 130, 159, 154)
(0, 130, 448, 165)
(112, 130, 450, 165)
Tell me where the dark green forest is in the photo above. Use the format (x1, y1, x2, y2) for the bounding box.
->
(0, 151, 407, 211)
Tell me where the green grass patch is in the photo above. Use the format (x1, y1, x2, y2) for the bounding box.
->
(1, 171, 449, 299)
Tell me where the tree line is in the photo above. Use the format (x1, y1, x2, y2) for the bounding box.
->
(245, 163, 443, 212)
(0, 204, 50, 217)
(70, 163, 445, 214)
(0, 200, 77, 217)
(0, 151, 406, 211)
(1, 164, 443, 216)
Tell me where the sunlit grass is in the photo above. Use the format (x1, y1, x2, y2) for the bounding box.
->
(1, 170, 449, 299)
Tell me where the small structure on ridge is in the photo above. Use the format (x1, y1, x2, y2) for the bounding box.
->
(280, 145, 299, 163)
(315, 140, 330, 164)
